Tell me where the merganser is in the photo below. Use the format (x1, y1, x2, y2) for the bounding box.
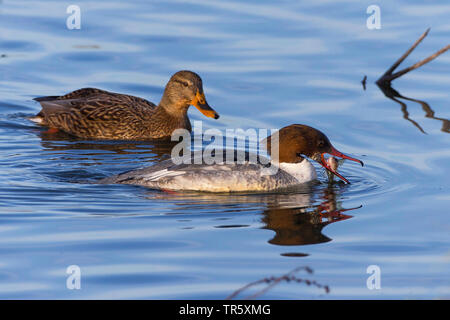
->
(100, 124, 364, 192)
(30, 71, 219, 140)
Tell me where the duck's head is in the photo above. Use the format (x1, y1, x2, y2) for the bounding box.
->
(265, 124, 363, 183)
(160, 70, 219, 119)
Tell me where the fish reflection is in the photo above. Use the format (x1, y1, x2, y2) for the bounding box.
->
(145, 185, 361, 248)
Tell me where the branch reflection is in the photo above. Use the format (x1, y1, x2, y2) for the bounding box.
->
(377, 82, 449, 134)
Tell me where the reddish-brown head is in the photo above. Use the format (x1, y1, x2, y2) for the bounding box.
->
(265, 124, 363, 183)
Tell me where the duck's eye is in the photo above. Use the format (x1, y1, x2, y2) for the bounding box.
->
(175, 80, 189, 87)
(317, 140, 325, 148)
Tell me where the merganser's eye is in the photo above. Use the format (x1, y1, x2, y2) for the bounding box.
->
(317, 140, 325, 148)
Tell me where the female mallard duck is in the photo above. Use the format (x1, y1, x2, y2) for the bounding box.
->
(30, 70, 219, 140)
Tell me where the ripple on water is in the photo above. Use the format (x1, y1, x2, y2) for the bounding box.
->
(323, 155, 416, 203)
(0, 40, 42, 52)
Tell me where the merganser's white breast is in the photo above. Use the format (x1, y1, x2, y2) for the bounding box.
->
(100, 157, 317, 192)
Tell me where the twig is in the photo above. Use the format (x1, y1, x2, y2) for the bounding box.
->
(361, 75, 367, 90)
(225, 266, 329, 300)
(376, 28, 450, 134)
(376, 28, 450, 84)
(388, 44, 450, 81)
(378, 28, 429, 81)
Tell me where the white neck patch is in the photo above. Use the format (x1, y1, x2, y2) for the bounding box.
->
(277, 159, 317, 183)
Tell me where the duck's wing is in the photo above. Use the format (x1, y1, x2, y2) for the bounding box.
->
(33, 88, 157, 138)
(103, 150, 269, 181)
(34, 88, 109, 102)
(100, 152, 294, 192)
(33, 88, 112, 121)
(100, 158, 191, 184)
(34, 88, 155, 107)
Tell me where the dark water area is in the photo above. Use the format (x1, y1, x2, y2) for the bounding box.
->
(0, 0, 449, 299)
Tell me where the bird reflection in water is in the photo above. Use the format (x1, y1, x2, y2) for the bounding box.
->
(262, 187, 361, 248)
(146, 184, 361, 251)
(37, 128, 179, 163)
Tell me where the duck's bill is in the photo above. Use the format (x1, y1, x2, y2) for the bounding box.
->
(320, 153, 350, 183)
(319, 147, 363, 184)
(329, 147, 364, 167)
(191, 91, 219, 119)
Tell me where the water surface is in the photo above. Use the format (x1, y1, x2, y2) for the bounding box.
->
(0, 0, 449, 299)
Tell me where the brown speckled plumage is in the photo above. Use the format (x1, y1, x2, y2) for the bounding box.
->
(32, 71, 219, 140)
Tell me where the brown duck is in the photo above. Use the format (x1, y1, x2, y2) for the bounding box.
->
(31, 70, 219, 140)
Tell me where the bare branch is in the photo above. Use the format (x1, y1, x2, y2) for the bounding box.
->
(388, 44, 450, 81)
(376, 28, 449, 84)
(375, 28, 450, 134)
(380, 28, 430, 79)
(225, 266, 329, 300)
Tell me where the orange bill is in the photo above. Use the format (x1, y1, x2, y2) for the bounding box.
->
(191, 90, 219, 119)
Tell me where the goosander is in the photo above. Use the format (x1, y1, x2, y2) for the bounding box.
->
(30, 71, 219, 140)
(100, 124, 363, 192)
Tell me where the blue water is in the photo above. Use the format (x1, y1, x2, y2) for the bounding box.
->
(0, 0, 449, 299)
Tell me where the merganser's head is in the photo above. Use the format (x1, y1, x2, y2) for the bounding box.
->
(161, 70, 219, 119)
(265, 124, 363, 183)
